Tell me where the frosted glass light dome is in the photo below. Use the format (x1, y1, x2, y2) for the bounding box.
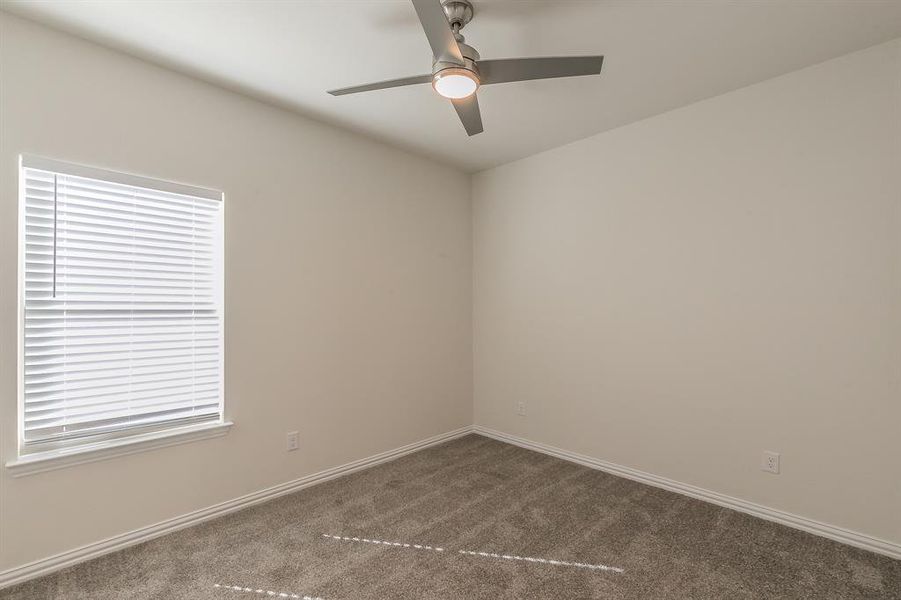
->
(433, 68, 479, 99)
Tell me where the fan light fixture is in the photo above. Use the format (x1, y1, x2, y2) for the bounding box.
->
(432, 68, 479, 99)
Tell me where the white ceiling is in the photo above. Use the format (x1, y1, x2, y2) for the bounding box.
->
(5, 1, 901, 172)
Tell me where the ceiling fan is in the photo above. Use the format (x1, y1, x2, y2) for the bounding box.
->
(327, 0, 604, 136)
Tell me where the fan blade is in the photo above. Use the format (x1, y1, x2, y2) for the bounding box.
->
(452, 94, 483, 136)
(411, 0, 464, 64)
(479, 56, 604, 85)
(328, 74, 432, 96)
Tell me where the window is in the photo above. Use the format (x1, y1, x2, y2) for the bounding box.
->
(16, 156, 225, 464)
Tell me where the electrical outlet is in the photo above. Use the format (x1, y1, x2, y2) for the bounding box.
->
(516, 401, 526, 416)
(761, 451, 780, 474)
(286, 431, 299, 452)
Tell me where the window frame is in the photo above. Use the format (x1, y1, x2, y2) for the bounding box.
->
(8, 155, 230, 476)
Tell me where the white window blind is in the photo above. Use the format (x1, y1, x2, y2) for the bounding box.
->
(20, 157, 224, 449)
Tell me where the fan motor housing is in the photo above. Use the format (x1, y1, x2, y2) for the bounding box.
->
(433, 40, 480, 79)
(433, 55, 479, 81)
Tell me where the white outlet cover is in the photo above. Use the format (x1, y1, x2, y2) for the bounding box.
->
(761, 451, 780, 474)
(286, 431, 299, 451)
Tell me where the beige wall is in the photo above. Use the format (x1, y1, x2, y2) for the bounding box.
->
(473, 39, 901, 545)
(0, 13, 472, 572)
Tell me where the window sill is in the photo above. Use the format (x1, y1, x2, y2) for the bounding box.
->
(5, 421, 233, 477)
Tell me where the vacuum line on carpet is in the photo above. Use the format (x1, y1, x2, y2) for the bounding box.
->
(321, 534, 445, 552)
(320, 533, 623, 574)
(214, 583, 325, 599)
(456, 549, 624, 573)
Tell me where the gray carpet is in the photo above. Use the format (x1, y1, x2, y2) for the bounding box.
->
(3, 434, 899, 599)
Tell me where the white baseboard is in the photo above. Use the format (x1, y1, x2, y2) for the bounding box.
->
(473, 426, 901, 561)
(0, 425, 475, 590)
